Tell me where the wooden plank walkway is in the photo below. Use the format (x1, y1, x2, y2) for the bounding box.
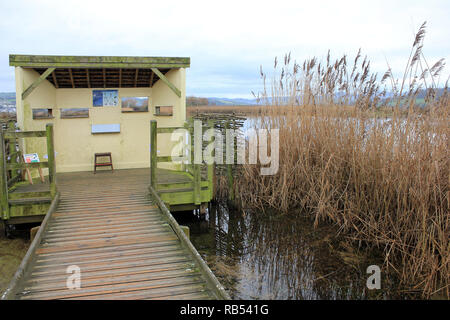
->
(8, 169, 221, 300)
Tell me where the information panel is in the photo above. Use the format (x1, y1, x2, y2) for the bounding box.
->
(93, 90, 119, 107)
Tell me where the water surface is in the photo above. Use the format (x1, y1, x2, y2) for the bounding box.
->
(174, 203, 385, 300)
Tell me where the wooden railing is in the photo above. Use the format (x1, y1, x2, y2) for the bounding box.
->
(148, 184, 230, 300)
(0, 123, 56, 220)
(150, 120, 214, 204)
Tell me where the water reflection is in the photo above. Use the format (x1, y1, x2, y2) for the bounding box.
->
(174, 204, 371, 300)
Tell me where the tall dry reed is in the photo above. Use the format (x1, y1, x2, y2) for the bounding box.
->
(232, 22, 449, 298)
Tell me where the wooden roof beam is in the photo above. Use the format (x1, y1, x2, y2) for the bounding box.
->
(51, 71, 59, 88)
(149, 71, 154, 87)
(86, 69, 90, 88)
(68, 68, 75, 88)
(134, 69, 139, 87)
(22, 67, 56, 100)
(151, 68, 181, 97)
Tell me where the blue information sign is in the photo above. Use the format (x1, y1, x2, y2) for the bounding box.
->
(93, 90, 119, 107)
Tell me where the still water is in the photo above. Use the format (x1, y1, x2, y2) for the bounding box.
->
(0, 223, 29, 295)
(173, 203, 387, 300)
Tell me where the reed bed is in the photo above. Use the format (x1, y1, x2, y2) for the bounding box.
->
(228, 23, 449, 298)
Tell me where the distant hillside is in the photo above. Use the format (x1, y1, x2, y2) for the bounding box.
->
(1, 93, 260, 108)
(206, 97, 258, 106)
(0, 92, 15, 106)
(187, 96, 258, 106)
(2, 90, 446, 109)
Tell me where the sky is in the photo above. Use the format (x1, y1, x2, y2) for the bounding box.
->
(0, 0, 449, 98)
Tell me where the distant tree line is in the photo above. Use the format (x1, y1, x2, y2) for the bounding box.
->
(186, 96, 209, 106)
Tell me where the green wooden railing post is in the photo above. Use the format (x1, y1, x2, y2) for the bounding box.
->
(150, 120, 157, 189)
(192, 122, 201, 205)
(207, 120, 215, 200)
(7, 122, 17, 182)
(46, 123, 57, 197)
(225, 121, 234, 201)
(0, 131, 10, 220)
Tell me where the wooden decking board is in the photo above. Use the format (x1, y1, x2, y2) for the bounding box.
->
(47, 215, 162, 227)
(56, 197, 153, 205)
(35, 240, 181, 259)
(47, 218, 160, 229)
(155, 291, 213, 300)
(22, 276, 206, 300)
(41, 229, 174, 246)
(14, 169, 219, 300)
(47, 220, 167, 233)
(55, 202, 156, 211)
(52, 209, 158, 218)
(24, 269, 200, 292)
(44, 224, 167, 238)
(32, 252, 190, 275)
(27, 262, 196, 283)
(51, 212, 160, 222)
(51, 212, 160, 223)
(35, 245, 182, 264)
(33, 249, 186, 269)
(30, 258, 193, 278)
(65, 284, 210, 300)
(58, 196, 150, 204)
(37, 235, 179, 254)
(53, 209, 160, 218)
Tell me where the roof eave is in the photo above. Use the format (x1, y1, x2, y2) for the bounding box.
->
(9, 54, 190, 69)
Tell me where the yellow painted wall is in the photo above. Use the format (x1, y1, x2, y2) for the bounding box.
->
(16, 67, 186, 173)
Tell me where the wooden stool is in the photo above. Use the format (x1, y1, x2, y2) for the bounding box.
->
(94, 152, 113, 173)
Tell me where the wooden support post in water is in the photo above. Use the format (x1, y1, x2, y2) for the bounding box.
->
(225, 121, 234, 201)
(0, 131, 10, 220)
(46, 123, 57, 197)
(150, 120, 157, 189)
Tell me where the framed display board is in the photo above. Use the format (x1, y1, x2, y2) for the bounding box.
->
(93, 90, 119, 107)
(121, 97, 149, 112)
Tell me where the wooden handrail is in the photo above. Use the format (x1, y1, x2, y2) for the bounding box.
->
(156, 127, 179, 134)
(1, 192, 60, 300)
(153, 121, 215, 199)
(4, 131, 47, 139)
(0, 124, 56, 220)
(6, 162, 49, 170)
(148, 185, 230, 300)
(0, 131, 9, 220)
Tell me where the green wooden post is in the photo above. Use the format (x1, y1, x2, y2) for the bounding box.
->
(0, 131, 10, 220)
(7, 122, 17, 182)
(150, 120, 157, 189)
(189, 120, 194, 175)
(225, 121, 234, 201)
(207, 120, 215, 200)
(46, 124, 57, 197)
(193, 123, 201, 205)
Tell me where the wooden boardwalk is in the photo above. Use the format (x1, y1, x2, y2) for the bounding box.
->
(4, 169, 227, 300)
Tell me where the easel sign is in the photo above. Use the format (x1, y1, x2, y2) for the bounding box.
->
(23, 153, 45, 184)
(24, 153, 40, 163)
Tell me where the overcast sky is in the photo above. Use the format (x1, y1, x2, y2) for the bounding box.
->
(0, 0, 449, 98)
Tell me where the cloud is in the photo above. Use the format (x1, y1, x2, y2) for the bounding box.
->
(0, 0, 449, 96)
